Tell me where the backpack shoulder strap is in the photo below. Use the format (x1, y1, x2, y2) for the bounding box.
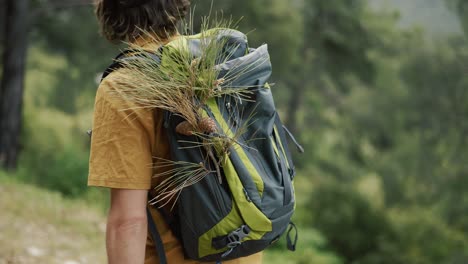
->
(100, 47, 163, 82)
(100, 50, 131, 81)
(146, 206, 167, 264)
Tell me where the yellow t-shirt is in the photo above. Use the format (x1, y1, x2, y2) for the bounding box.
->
(88, 42, 263, 264)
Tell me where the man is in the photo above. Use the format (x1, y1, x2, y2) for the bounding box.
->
(88, 1, 263, 263)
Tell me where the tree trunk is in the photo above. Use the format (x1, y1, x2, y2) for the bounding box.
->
(0, 0, 29, 170)
(0, 0, 6, 48)
(0, 0, 7, 70)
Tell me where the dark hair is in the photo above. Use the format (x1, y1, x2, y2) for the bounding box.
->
(95, 0, 190, 43)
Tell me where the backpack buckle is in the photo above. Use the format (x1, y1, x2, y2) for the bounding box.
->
(221, 225, 251, 258)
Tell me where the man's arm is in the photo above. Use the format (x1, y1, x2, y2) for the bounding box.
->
(106, 189, 149, 264)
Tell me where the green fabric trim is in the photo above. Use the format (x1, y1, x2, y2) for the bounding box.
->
(218, 153, 271, 231)
(271, 136, 280, 158)
(197, 99, 272, 257)
(197, 203, 268, 257)
(206, 99, 264, 196)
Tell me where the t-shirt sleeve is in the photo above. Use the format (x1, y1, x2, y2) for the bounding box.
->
(88, 73, 154, 190)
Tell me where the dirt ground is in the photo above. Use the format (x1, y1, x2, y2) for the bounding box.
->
(0, 182, 107, 264)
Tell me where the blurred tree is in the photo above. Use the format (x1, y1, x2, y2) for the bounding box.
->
(447, 0, 468, 34)
(0, 0, 6, 51)
(0, 0, 93, 170)
(389, 208, 468, 263)
(0, 0, 30, 170)
(307, 181, 399, 263)
(459, 1, 468, 33)
(400, 37, 468, 229)
(32, 6, 118, 113)
(285, 0, 376, 136)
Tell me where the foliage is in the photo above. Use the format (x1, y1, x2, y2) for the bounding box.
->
(388, 208, 468, 264)
(446, 0, 468, 34)
(307, 180, 397, 263)
(306, 180, 468, 263)
(18, 105, 90, 197)
(31, 6, 119, 114)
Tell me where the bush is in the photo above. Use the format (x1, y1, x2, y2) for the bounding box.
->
(306, 180, 397, 263)
(19, 106, 91, 197)
(388, 208, 468, 264)
(305, 180, 468, 264)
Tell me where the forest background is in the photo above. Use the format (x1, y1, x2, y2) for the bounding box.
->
(0, 0, 467, 263)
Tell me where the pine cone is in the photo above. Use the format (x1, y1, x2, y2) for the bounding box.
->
(198, 117, 217, 134)
(175, 121, 195, 136)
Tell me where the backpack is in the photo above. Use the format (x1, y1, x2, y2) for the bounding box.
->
(101, 28, 303, 263)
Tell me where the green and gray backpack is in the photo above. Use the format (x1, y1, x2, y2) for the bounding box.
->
(102, 28, 303, 263)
